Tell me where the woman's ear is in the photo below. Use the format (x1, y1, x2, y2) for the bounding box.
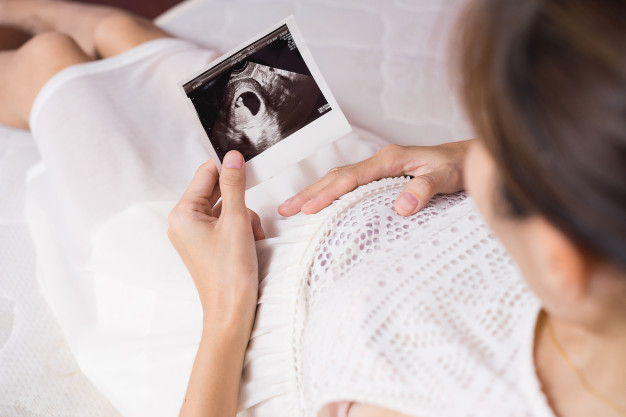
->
(530, 217, 592, 303)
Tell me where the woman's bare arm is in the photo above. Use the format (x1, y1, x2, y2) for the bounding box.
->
(179, 317, 251, 417)
(169, 151, 264, 417)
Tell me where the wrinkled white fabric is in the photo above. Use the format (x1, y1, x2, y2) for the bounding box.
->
(0, 125, 120, 417)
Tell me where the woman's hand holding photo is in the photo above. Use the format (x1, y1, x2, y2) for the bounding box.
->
(278, 140, 473, 218)
(168, 150, 264, 320)
(168, 150, 263, 417)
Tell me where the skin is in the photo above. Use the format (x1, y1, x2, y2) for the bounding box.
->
(0, 0, 171, 129)
(278, 141, 472, 218)
(168, 151, 265, 417)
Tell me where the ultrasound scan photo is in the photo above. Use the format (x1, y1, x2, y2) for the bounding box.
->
(184, 25, 331, 162)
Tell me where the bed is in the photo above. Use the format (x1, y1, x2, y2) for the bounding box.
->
(0, 1, 471, 416)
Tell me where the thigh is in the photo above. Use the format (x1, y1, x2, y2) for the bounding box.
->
(0, 32, 91, 129)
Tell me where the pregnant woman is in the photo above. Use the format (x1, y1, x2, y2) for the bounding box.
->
(1, 0, 625, 416)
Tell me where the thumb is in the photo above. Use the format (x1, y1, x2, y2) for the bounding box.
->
(394, 174, 440, 216)
(219, 151, 247, 217)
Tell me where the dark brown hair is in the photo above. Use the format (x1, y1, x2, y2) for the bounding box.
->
(457, 0, 626, 269)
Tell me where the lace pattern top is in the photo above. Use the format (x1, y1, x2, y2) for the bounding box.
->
(290, 177, 554, 417)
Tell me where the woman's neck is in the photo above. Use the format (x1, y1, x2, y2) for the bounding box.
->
(535, 311, 626, 417)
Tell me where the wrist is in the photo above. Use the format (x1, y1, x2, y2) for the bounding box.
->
(201, 295, 257, 339)
(442, 139, 474, 191)
(202, 314, 254, 338)
(441, 138, 474, 157)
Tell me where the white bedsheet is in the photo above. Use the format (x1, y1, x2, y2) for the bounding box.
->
(0, 126, 122, 416)
(0, 1, 471, 416)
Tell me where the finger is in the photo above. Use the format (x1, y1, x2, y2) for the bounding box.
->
(394, 172, 445, 216)
(212, 201, 262, 229)
(300, 153, 403, 215)
(278, 171, 337, 216)
(213, 204, 264, 240)
(181, 161, 220, 205)
(218, 151, 247, 217)
(279, 145, 411, 216)
(299, 172, 359, 214)
(248, 210, 265, 241)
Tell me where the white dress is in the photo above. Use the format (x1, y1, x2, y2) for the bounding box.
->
(25, 38, 554, 417)
(240, 178, 556, 417)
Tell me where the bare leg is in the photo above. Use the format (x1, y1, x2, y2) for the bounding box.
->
(0, 32, 91, 128)
(0, 1, 175, 129)
(0, 0, 171, 58)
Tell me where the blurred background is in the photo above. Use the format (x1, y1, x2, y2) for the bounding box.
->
(0, 0, 183, 50)
(75, 0, 183, 19)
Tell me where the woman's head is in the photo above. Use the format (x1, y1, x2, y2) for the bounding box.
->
(457, 0, 626, 321)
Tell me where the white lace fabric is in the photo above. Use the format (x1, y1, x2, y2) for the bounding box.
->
(289, 177, 551, 417)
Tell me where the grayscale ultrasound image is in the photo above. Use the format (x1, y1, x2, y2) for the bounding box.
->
(184, 25, 331, 162)
(212, 61, 322, 160)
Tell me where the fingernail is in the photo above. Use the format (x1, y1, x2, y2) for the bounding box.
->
(302, 200, 314, 211)
(280, 197, 293, 207)
(223, 151, 243, 169)
(396, 192, 418, 214)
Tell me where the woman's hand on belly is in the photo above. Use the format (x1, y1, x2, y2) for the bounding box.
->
(279, 140, 474, 217)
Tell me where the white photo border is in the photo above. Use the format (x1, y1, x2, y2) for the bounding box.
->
(179, 16, 352, 189)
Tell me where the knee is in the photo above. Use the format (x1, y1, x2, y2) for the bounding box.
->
(93, 13, 143, 53)
(18, 32, 89, 72)
(93, 12, 167, 57)
(6, 32, 90, 127)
